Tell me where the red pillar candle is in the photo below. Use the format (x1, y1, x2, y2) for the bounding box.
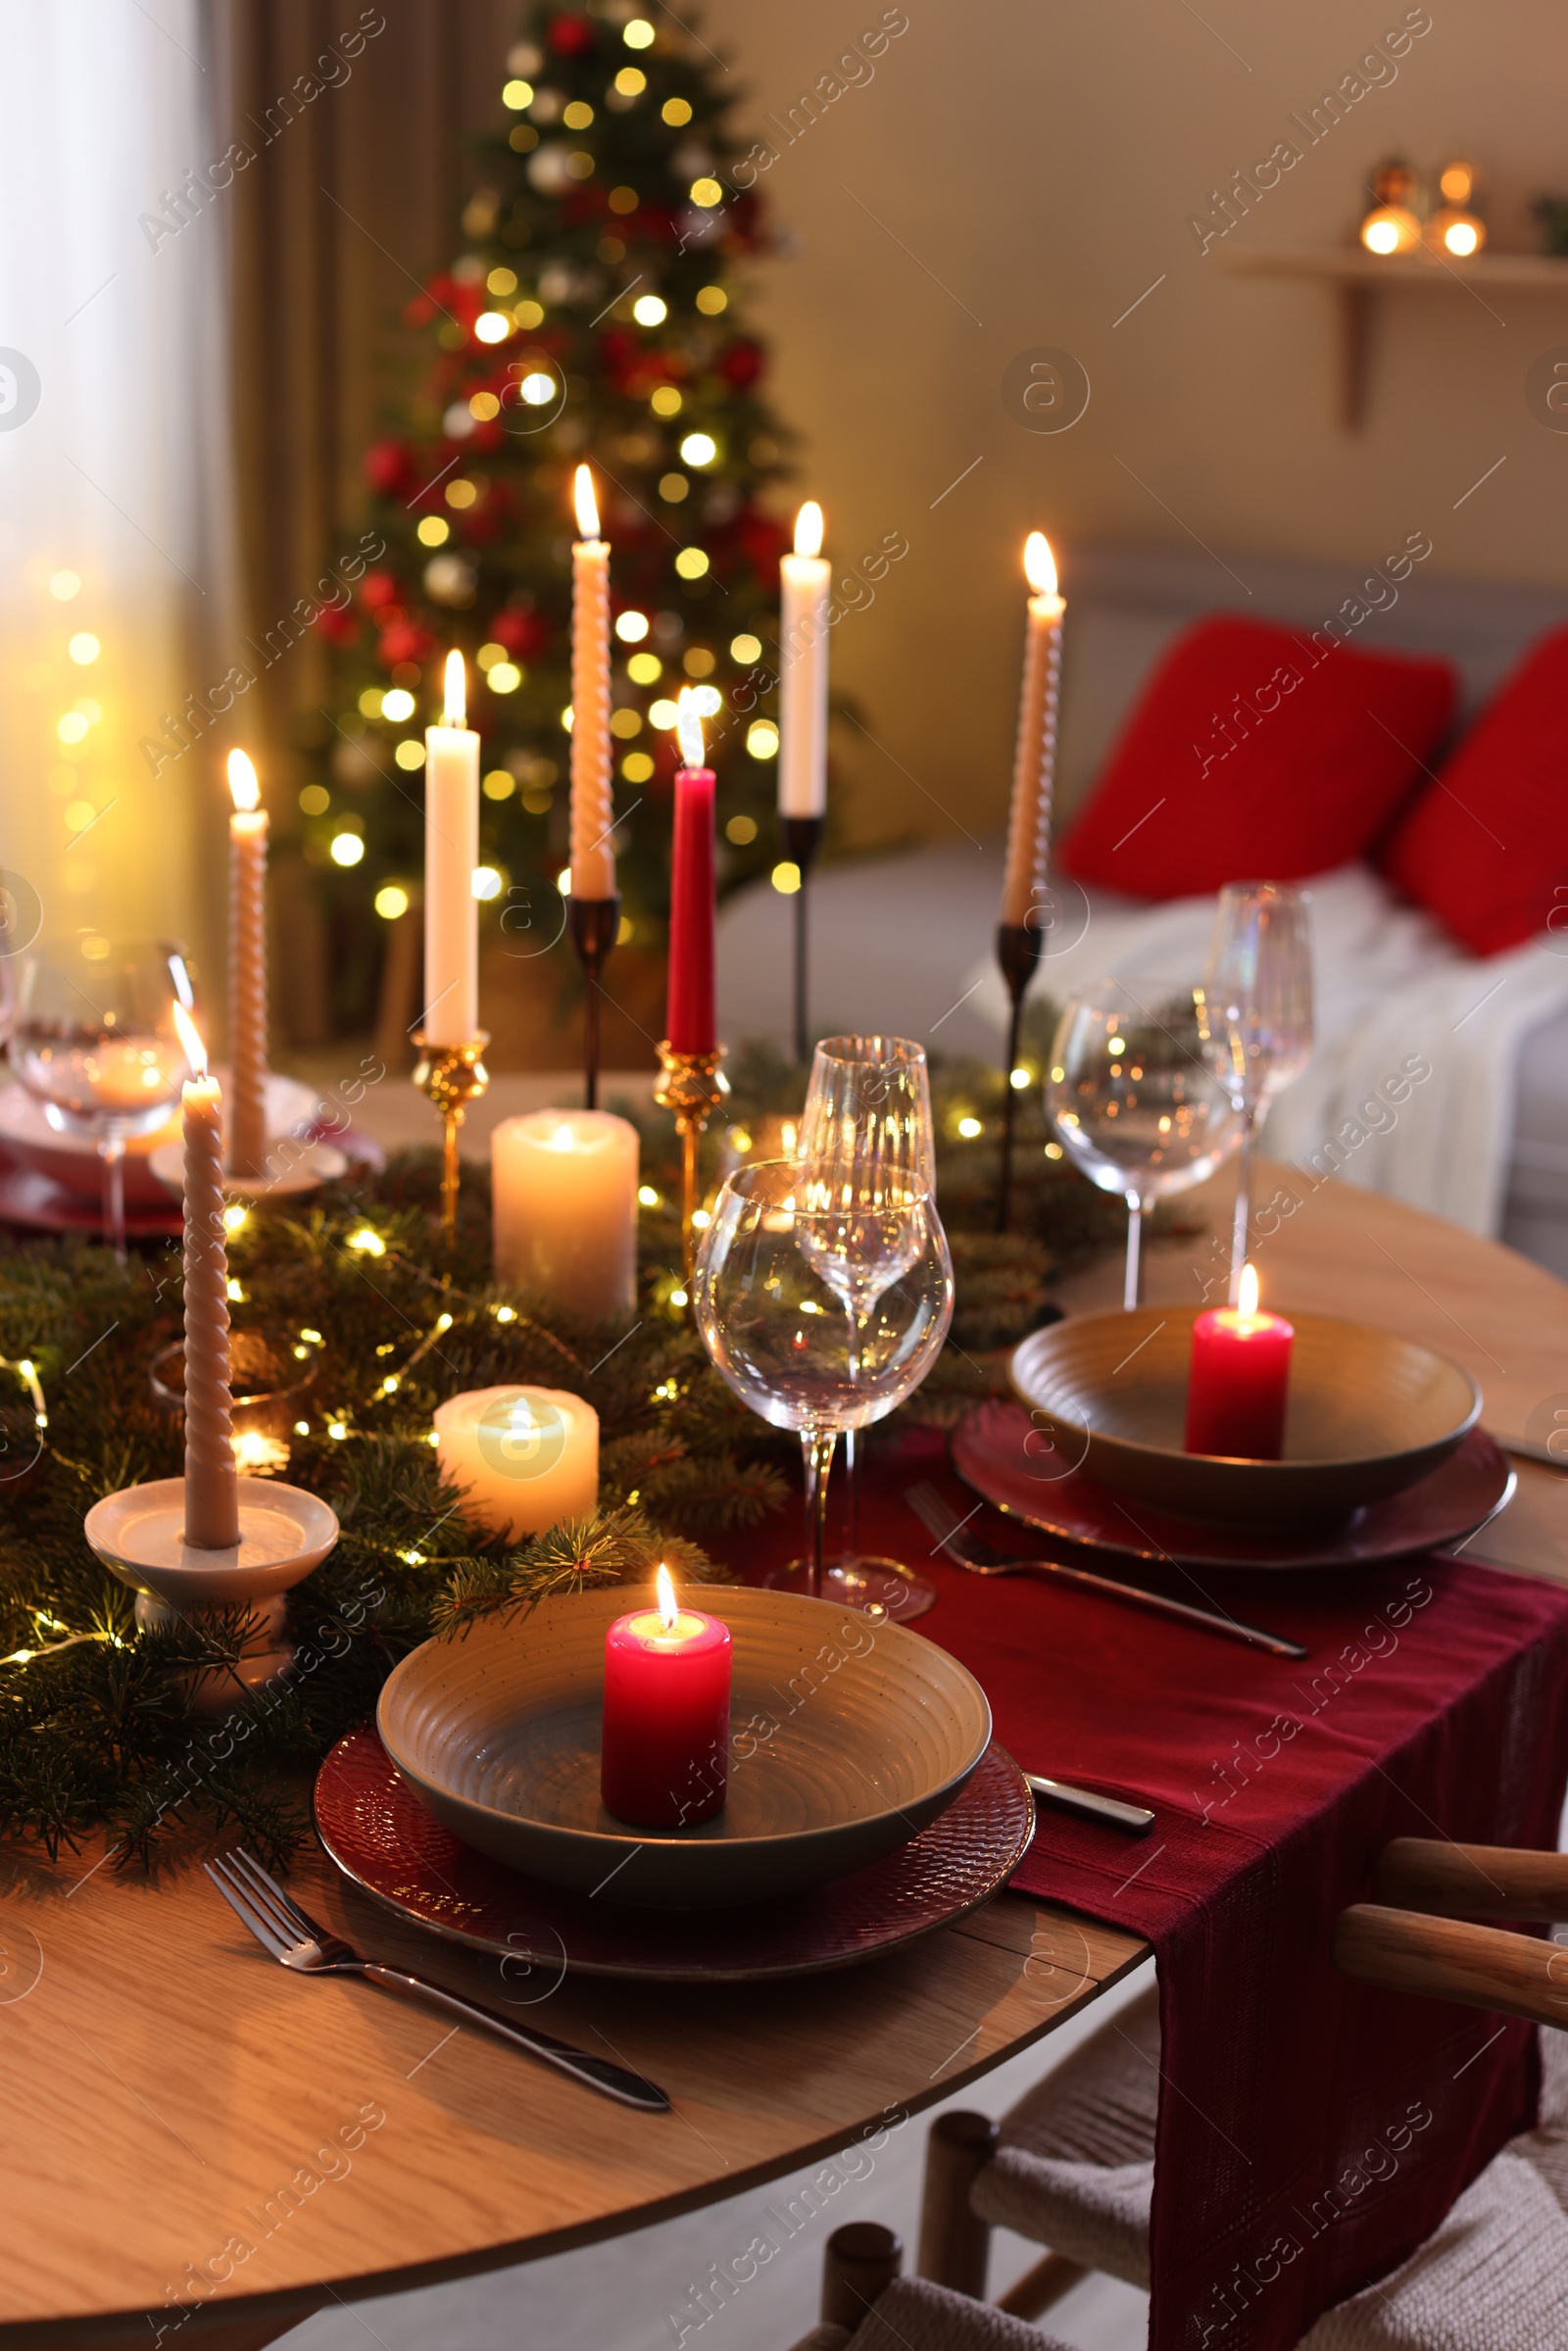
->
(666, 690, 716, 1053)
(1185, 1263, 1295, 1459)
(601, 1567, 733, 1829)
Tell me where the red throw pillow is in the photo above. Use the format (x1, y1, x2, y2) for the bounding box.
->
(1380, 626, 1568, 956)
(1057, 615, 1456, 899)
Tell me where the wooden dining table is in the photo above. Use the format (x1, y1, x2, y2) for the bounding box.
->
(5, 1159, 1567, 2351)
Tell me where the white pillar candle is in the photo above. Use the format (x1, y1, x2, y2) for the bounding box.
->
(433, 1385, 599, 1542)
(423, 651, 480, 1045)
(778, 501, 829, 819)
(1001, 532, 1065, 929)
(568, 464, 616, 900)
(492, 1108, 639, 1321)
(225, 749, 269, 1180)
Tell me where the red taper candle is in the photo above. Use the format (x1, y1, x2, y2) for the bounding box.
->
(601, 1566, 732, 1828)
(666, 688, 716, 1053)
(1185, 1262, 1295, 1459)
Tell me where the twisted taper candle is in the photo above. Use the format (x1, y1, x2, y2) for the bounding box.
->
(569, 466, 615, 899)
(228, 794, 269, 1179)
(181, 1074, 240, 1548)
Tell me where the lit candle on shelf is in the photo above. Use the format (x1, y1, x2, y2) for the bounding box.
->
(569, 464, 615, 900)
(1185, 1262, 1295, 1459)
(172, 1004, 240, 1549)
(432, 1385, 599, 1543)
(225, 749, 269, 1180)
(779, 501, 829, 821)
(667, 689, 716, 1054)
(492, 1109, 639, 1321)
(423, 651, 479, 1047)
(1001, 532, 1064, 930)
(601, 1564, 732, 1829)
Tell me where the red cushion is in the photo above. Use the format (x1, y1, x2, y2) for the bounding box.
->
(1057, 615, 1456, 899)
(1380, 626, 1568, 956)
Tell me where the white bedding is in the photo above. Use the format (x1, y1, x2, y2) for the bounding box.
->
(964, 864, 1568, 1239)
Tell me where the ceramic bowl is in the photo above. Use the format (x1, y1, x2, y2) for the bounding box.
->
(377, 1587, 993, 1908)
(0, 1072, 320, 1207)
(1009, 1307, 1480, 1526)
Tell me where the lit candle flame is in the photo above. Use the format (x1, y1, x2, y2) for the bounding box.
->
(172, 1001, 208, 1082)
(794, 500, 823, 560)
(573, 463, 602, 541)
(656, 1562, 678, 1630)
(1238, 1261, 1260, 1319)
(552, 1121, 574, 1148)
(226, 749, 260, 813)
(443, 649, 466, 727)
(675, 685, 706, 771)
(1024, 531, 1057, 597)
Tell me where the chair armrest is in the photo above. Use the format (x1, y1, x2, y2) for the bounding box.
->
(1335, 1903, 1568, 2029)
(1378, 1837, 1568, 1921)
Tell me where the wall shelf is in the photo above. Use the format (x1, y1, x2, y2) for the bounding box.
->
(1219, 247, 1568, 429)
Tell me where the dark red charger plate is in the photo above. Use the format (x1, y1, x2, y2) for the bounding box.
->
(952, 1399, 1515, 1572)
(314, 1723, 1036, 1984)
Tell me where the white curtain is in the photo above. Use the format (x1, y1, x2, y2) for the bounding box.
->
(0, 0, 233, 973)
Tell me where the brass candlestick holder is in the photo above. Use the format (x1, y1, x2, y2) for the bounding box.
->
(412, 1029, 490, 1249)
(655, 1040, 729, 1287)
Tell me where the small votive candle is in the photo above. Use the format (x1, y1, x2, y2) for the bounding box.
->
(492, 1109, 638, 1321)
(432, 1385, 599, 1543)
(1185, 1263, 1295, 1459)
(601, 1567, 732, 1830)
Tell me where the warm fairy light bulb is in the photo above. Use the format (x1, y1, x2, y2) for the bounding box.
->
(1024, 531, 1057, 596)
(226, 748, 260, 812)
(443, 650, 466, 727)
(657, 1562, 678, 1630)
(172, 1002, 208, 1081)
(1238, 1262, 1260, 1319)
(794, 501, 823, 559)
(675, 686, 706, 770)
(573, 463, 602, 540)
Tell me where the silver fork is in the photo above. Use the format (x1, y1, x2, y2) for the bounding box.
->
(906, 1481, 1306, 1661)
(205, 1848, 670, 2112)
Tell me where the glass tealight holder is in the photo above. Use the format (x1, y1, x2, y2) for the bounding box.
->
(150, 1327, 319, 1474)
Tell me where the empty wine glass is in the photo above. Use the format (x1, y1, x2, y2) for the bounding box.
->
(1048, 978, 1242, 1309)
(693, 1158, 954, 1615)
(8, 939, 198, 1258)
(1201, 883, 1315, 1302)
(799, 1035, 938, 1612)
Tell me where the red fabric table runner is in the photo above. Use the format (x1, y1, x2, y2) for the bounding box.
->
(731, 1428, 1568, 2351)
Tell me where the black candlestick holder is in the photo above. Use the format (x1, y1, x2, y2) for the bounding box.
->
(781, 813, 825, 1068)
(995, 919, 1045, 1235)
(568, 894, 620, 1110)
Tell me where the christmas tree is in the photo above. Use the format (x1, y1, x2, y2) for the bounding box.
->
(305, 0, 796, 1039)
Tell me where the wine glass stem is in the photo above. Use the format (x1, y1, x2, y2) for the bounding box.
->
(801, 1429, 838, 1599)
(101, 1131, 127, 1263)
(1229, 1104, 1257, 1304)
(845, 1426, 861, 1560)
(1123, 1193, 1144, 1311)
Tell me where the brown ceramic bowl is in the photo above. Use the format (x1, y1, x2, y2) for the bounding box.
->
(377, 1588, 993, 1908)
(1009, 1307, 1480, 1526)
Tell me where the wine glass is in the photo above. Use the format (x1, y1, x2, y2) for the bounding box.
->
(8, 939, 198, 1258)
(1047, 978, 1242, 1309)
(693, 1158, 954, 1616)
(798, 1034, 939, 1611)
(1200, 884, 1315, 1302)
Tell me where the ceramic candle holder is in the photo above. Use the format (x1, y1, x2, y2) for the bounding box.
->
(84, 1476, 338, 1707)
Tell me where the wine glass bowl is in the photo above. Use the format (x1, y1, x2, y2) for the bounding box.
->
(1048, 979, 1242, 1307)
(8, 939, 199, 1257)
(1202, 883, 1315, 1300)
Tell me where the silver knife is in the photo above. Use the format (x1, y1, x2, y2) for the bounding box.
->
(1026, 1773, 1154, 1835)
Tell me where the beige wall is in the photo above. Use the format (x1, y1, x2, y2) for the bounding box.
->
(700, 0, 1568, 848)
